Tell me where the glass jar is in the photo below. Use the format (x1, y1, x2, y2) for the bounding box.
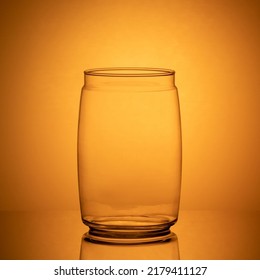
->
(78, 67, 182, 244)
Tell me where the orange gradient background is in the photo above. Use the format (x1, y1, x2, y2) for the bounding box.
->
(1, 0, 259, 214)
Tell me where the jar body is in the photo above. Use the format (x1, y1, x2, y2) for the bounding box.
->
(78, 68, 182, 243)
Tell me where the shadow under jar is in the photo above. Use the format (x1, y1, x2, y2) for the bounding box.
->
(78, 68, 182, 244)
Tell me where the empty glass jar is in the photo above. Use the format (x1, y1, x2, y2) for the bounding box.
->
(78, 68, 182, 244)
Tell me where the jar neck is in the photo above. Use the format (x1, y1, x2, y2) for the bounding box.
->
(83, 68, 176, 91)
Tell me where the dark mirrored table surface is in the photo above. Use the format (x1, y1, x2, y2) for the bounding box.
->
(0, 210, 259, 260)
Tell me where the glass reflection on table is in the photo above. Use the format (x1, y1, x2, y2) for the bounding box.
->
(80, 232, 180, 260)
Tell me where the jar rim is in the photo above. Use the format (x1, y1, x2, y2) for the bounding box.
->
(84, 67, 175, 77)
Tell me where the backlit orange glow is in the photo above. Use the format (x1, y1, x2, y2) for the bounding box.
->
(1, 0, 259, 213)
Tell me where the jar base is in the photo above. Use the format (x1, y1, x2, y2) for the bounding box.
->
(82, 215, 177, 244)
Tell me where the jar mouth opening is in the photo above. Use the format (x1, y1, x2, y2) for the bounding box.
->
(84, 67, 175, 77)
